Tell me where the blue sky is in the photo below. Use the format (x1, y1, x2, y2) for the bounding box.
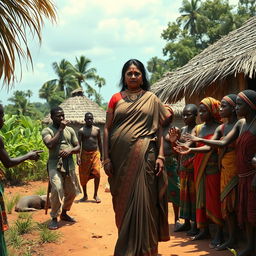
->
(0, 0, 238, 105)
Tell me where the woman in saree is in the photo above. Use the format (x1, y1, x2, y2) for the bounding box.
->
(183, 94, 239, 251)
(175, 97, 223, 247)
(180, 90, 256, 256)
(103, 59, 171, 256)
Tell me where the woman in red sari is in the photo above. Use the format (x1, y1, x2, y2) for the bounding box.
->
(103, 59, 171, 256)
(175, 97, 223, 248)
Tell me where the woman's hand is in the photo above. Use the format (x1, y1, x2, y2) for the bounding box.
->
(155, 158, 164, 176)
(103, 159, 113, 177)
(182, 133, 200, 143)
(168, 127, 180, 143)
(174, 144, 191, 155)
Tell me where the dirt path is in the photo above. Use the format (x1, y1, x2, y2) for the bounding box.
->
(5, 173, 233, 256)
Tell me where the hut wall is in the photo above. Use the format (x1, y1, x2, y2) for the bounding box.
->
(185, 74, 246, 105)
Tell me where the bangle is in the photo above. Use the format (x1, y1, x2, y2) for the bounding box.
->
(103, 158, 111, 166)
(157, 155, 165, 161)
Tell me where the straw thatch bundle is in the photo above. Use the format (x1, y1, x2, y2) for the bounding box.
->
(43, 95, 106, 124)
(152, 16, 256, 103)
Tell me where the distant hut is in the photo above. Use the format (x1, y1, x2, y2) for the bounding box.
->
(166, 99, 186, 128)
(43, 88, 106, 135)
(152, 17, 256, 105)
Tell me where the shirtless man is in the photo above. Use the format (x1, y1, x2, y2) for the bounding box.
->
(77, 112, 103, 203)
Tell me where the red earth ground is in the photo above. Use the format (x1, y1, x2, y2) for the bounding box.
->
(5, 172, 234, 256)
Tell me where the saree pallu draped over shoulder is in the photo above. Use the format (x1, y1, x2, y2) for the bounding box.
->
(109, 91, 170, 256)
(193, 125, 223, 228)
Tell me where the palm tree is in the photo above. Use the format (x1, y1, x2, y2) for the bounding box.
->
(94, 75, 106, 93)
(178, 0, 202, 35)
(73, 56, 97, 88)
(39, 80, 65, 108)
(8, 90, 31, 115)
(0, 0, 56, 86)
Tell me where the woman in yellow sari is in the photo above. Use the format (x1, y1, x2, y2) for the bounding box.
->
(103, 59, 171, 256)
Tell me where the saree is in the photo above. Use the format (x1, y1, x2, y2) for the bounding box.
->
(0, 170, 8, 256)
(236, 131, 256, 227)
(219, 148, 238, 219)
(109, 91, 170, 256)
(179, 153, 196, 221)
(194, 125, 222, 228)
(78, 150, 101, 186)
(165, 155, 180, 206)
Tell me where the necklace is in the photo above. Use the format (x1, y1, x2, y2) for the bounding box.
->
(125, 89, 143, 102)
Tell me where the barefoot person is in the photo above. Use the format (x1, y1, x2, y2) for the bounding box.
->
(42, 106, 81, 230)
(0, 104, 41, 256)
(162, 105, 181, 231)
(183, 95, 239, 250)
(171, 104, 198, 235)
(103, 59, 171, 256)
(77, 112, 102, 203)
(181, 91, 256, 256)
(175, 97, 224, 247)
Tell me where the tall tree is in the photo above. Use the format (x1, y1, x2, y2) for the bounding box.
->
(0, 0, 56, 86)
(8, 90, 32, 115)
(178, 0, 202, 35)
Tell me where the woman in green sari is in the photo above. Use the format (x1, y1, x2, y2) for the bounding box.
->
(0, 104, 41, 256)
(103, 59, 171, 256)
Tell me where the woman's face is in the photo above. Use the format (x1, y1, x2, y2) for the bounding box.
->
(199, 104, 210, 122)
(236, 96, 250, 117)
(124, 64, 143, 91)
(219, 99, 233, 118)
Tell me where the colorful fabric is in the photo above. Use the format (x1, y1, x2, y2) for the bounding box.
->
(222, 95, 236, 107)
(0, 183, 8, 232)
(194, 125, 222, 228)
(219, 149, 238, 219)
(179, 153, 196, 221)
(79, 150, 101, 186)
(238, 91, 256, 110)
(236, 131, 256, 227)
(200, 97, 221, 123)
(165, 156, 180, 206)
(108, 91, 170, 256)
(0, 182, 8, 256)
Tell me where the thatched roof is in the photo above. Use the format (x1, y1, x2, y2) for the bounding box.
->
(152, 16, 256, 103)
(43, 95, 106, 124)
(169, 98, 185, 116)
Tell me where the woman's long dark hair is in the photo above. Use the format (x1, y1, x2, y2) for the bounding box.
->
(119, 59, 150, 91)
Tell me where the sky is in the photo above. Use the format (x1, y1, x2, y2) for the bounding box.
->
(0, 0, 238, 105)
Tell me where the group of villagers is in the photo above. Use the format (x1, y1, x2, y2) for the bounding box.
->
(164, 92, 256, 256)
(1, 58, 256, 256)
(103, 59, 256, 256)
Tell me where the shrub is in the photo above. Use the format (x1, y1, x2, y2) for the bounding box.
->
(4, 193, 20, 214)
(0, 115, 48, 184)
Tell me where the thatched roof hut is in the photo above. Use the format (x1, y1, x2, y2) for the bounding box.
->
(153, 16, 256, 104)
(43, 89, 106, 127)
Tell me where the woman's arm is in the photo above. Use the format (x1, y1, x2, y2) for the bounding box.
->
(184, 121, 241, 148)
(103, 112, 114, 176)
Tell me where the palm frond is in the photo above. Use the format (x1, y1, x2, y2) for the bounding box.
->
(0, 0, 57, 86)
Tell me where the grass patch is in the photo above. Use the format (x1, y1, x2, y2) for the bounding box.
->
(4, 193, 20, 214)
(34, 187, 47, 196)
(6, 227, 24, 249)
(39, 226, 62, 244)
(15, 213, 34, 235)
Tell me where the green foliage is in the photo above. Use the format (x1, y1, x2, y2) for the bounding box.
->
(34, 186, 47, 195)
(159, 0, 256, 71)
(6, 226, 25, 249)
(4, 193, 20, 214)
(38, 224, 62, 243)
(15, 213, 34, 235)
(39, 55, 107, 108)
(0, 114, 48, 184)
